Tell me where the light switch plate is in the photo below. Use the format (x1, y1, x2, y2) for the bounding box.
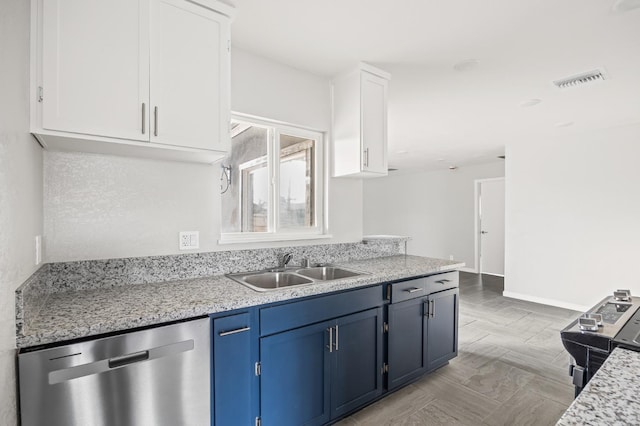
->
(179, 231, 199, 250)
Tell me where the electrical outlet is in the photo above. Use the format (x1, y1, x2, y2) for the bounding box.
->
(179, 231, 199, 250)
(35, 235, 42, 265)
(449, 254, 454, 261)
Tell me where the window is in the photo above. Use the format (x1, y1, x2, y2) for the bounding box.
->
(220, 115, 325, 242)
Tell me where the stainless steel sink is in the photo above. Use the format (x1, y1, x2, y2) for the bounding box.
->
(243, 272, 313, 290)
(296, 266, 362, 281)
(226, 265, 366, 292)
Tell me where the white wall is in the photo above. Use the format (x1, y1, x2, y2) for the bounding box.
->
(0, 0, 44, 423)
(363, 162, 505, 269)
(44, 48, 363, 262)
(504, 124, 640, 311)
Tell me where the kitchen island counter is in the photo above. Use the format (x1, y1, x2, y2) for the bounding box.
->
(557, 347, 640, 425)
(17, 254, 463, 348)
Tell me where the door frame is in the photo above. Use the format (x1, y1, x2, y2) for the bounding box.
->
(473, 177, 505, 275)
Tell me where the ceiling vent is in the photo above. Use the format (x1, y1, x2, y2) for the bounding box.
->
(553, 69, 607, 89)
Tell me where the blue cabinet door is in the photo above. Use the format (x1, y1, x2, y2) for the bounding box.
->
(260, 320, 332, 426)
(212, 312, 258, 426)
(427, 288, 459, 371)
(331, 307, 384, 418)
(387, 297, 428, 390)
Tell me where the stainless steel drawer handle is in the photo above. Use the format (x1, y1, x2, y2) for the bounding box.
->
(108, 350, 149, 369)
(435, 279, 451, 284)
(154, 106, 158, 136)
(141, 103, 146, 134)
(219, 326, 251, 337)
(405, 287, 423, 293)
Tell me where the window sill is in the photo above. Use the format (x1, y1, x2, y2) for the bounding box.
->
(218, 233, 333, 245)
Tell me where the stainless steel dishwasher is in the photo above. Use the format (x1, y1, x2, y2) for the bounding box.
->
(18, 317, 210, 426)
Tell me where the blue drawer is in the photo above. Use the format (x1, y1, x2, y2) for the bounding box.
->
(260, 285, 384, 336)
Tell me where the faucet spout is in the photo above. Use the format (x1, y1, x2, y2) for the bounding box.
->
(280, 252, 293, 268)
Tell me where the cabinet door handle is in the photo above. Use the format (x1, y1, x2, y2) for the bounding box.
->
(335, 324, 339, 351)
(430, 300, 435, 318)
(218, 326, 250, 337)
(423, 300, 429, 317)
(141, 103, 146, 134)
(435, 279, 451, 284)
(327, 327, 333, 353)
(154, 106, 159, 136)
(363, 148, 369, 168)
(405, 287, 423, 293)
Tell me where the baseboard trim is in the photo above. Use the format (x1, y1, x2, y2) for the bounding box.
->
(502, 291, 589, 312)
(482, 272, 504, 277)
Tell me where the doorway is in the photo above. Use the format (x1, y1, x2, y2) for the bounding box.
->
(474, 178, 505, 276)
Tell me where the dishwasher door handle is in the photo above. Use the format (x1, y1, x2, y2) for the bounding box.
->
(108, 350, 149, 369)
(48, 339, 194, 385)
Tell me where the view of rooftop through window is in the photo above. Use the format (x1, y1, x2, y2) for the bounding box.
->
(221, 118, 323, 239)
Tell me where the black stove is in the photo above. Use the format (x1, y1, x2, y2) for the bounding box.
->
(560, 290, 640, 397)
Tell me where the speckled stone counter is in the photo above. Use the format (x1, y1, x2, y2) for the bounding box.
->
(17, 255, 463, 349)
(557, 347, 640, 425)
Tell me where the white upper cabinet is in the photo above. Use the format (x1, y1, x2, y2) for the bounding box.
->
(40, 0, 149, 141)
(332, 63, 390, 178)
(31, 0, 234, 163)
(149, 0, 230, 152)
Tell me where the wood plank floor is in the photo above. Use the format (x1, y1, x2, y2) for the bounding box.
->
(336, 272, 582, 426)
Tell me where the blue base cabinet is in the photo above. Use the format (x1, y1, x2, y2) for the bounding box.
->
(212, 312, 259, 426)
(387, 297, 428, 390)
(387, 274, 459, 390)
(331, 308, 384, 418)
(427, 288, 458, 371)
(260, 320, 332, 426)
(259, 307, 384, 426)
(210, 272, 459, 426)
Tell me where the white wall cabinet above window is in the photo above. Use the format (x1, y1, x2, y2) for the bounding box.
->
(30, 0, 233, 164)
(332, 63, 390, 178)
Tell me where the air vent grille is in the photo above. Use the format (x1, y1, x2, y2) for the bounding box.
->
(554, 69, 606, 89)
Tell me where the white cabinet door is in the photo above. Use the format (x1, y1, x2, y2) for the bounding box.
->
(41, 0, 149, 141)
(360, 71, 388, 174)
(149, 0, 230, 151)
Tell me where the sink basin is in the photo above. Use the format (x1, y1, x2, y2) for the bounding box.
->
(296, 267, 362, 281)
(227, 265, 366, 292)
(230, 272, 313, 292)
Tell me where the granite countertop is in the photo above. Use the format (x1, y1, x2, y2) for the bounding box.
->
(18, 255, 463, 349)
(557, 347, 640, 425)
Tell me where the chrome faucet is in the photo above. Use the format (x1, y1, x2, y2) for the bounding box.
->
(279, 253, 293, 269)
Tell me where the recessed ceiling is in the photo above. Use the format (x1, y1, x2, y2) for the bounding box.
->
(228, 0, 640, 172)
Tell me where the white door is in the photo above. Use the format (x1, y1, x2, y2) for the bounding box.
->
(41, 0, 149, 140)
(149, 0, 230, 151)
(360, 71, 388, 174)
(479, 179, 505, 276)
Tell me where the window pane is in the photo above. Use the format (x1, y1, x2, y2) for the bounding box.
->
(221, 122, 270, 233)
(279, 134, 315, 228)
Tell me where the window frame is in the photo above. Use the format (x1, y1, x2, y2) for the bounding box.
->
(219, 113, 329, 244)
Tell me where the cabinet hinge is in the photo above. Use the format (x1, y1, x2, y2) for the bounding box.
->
(383, 322, 389, 333)
(37, 86, 43, 102)
(382, 363, 389, 375)
(255, 362, 261, 376)
(255, 417, 261, 426)
(228, 39, 231, 52)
